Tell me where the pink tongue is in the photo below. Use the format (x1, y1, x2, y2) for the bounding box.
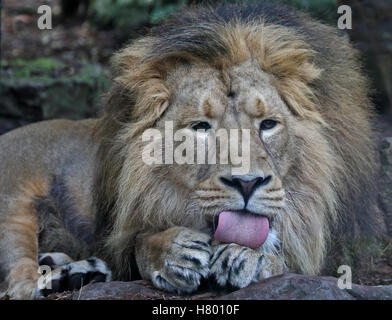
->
(214, 211, 269, 249)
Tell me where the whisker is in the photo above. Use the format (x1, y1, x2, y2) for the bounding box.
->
(198, 197, 230, 201)
(199, 203, 226, 209)
(196, 189, 223, 192)
(265, 188, 283, 193)
(256, 197, 284, 201)
(284, 198, 295, 205)
(285, 190, 312, 197)
(285, 191, 301, 215)
(264, 205, 283, 210)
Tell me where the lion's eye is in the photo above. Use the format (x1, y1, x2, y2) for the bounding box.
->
(191, 122, 211, 131)
(260, 119, 278, 131)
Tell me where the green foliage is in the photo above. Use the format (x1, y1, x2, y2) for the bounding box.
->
(90, 0, 188, 29)
(2, 58, 66, 78)
(264, 0, 338, 25)
(150, 2, 186, 23)
(89, 0, 338, 32)
(1, 61, 110, 120)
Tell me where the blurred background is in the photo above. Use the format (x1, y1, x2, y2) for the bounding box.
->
(0, 0, 391, 284)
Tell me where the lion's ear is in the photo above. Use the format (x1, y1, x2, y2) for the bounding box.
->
(108, 39, 172, 134)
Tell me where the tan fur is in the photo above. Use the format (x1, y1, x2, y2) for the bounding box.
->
(135, 227, 204, 280)
(0, 4, 386, 298)
(0, 119, 98, 298)
(0, 178, 49, 299)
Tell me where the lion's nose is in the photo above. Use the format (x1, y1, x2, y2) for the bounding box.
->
(219, 175, 272, 204)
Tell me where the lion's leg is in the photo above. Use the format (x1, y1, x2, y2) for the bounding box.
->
(135, 227, 212, 294)
(0, 178, 110, 299)
(0, 180, 48, 299)
(209, 241, 285, 290)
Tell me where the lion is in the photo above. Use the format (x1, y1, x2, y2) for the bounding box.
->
(0, 3, 387, 299)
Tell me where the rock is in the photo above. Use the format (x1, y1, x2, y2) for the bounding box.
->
(49, 274, 392, 300)
(71, 280, 179, 300)
(219, 274, 392, 300)
(69, 280, 219, 300)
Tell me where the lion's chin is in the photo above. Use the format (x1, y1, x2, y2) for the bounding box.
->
(213, 210, 270, 249)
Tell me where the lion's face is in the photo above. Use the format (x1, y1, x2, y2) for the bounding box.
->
(100, 11, 379, 277)
(149, 60, 299, 247)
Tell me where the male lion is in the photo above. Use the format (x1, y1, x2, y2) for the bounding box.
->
(0, 3, 386, 299)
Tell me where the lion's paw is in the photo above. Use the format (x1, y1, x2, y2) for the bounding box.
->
(151, 229, 211, 294)
(209, 243, 265, 290)
(36, 256, 111, 297)
(38, 252, 74, 269)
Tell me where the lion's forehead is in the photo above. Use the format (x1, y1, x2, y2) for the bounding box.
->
(168, 61, 288, 122)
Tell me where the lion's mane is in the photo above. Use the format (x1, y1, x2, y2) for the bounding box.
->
(93, 3, 383, 280)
